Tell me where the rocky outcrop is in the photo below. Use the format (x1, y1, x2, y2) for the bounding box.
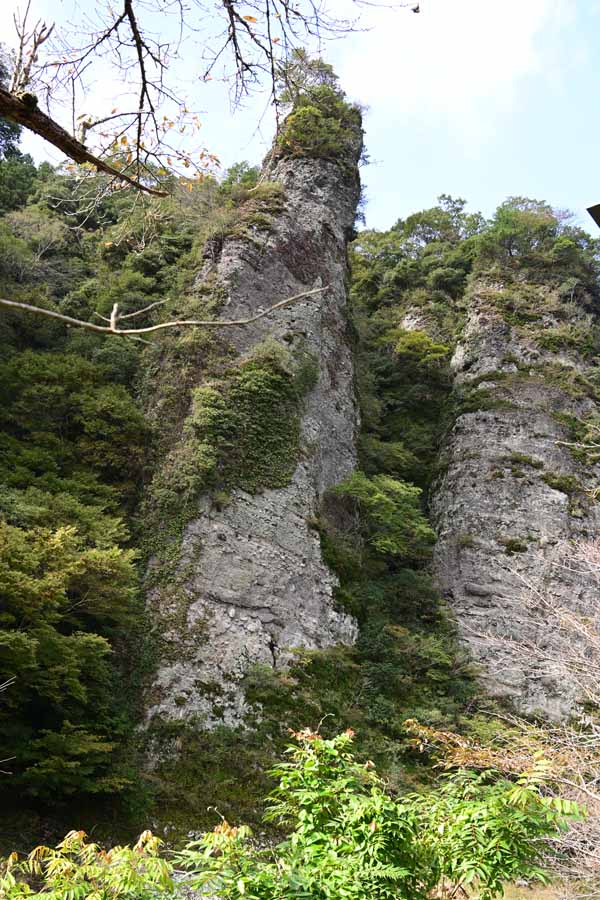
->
(145, 129, 362, 728)
(431, 277, 600, 718)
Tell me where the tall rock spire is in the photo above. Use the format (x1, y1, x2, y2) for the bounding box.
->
(143, 98, 363, 729)
(431, 275, 600, 719)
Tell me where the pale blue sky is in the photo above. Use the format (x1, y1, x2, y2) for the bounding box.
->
(1, 0, 599, 231)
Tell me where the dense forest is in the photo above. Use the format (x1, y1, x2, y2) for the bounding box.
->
(2, 65, 600, 898)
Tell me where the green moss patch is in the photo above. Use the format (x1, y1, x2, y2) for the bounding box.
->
(143, 339, 317, 552)
(541, 472, 582, 495)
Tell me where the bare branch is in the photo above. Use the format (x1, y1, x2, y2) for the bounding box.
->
(0, 758, 16, 776)
(1, 0, 406, 202)
(10, 0, 54, 93)
(0, 86, 167, 197)
(0, 285, 328, 337)
(117, 298, 169, 319)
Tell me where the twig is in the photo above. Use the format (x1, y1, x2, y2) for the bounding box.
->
(0, 757, 15, 776)
(0, 285, 328, 337)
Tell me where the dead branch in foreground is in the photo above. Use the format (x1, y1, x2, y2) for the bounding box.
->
(0, 86, 167, 197)
(0, 285, 329, 338)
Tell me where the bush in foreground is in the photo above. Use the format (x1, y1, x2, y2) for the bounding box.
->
(0, 729, 580, 899)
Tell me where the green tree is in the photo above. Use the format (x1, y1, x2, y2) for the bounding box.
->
(0, 153, 38, 215)
(276, 49, 340, 104)
(276, 82, 362, 161)
(0, 339, 147, 800)
(274, 52, 362, 162)
(0, 47, 38, 214)
(475, 197, 600, 296)
(0, 518, 138, 798)
(333, 471, 435, 562)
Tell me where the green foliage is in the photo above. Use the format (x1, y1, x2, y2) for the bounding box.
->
(474, 197, 600, 298)
(0, 152, 295, 819)
(0, 50, 22, 162)
(391, 328, 450, 366)
(277, 49, 340, 103)
(144, 339, 317, 545)
(553, 412, 600, 467)
(150, 561, 477, 836)
(277, 97, 359, 160)
(176, 730, 576, 900)
(451, 379, 516, 416)
(0, 351, 147, 509)
(218, 161, 260, 195)
(412, 767, 578, 898)
(541, 471, 582, 495)
(1, 732, 578, 899)
(0, 166, 155, 806)
(0, 829, 174, 899)
(351, 195, 482, 314)
(355, 320, 452, 489)
(132, 188, 600, 838)
(0, 153, 38, 214)
(535, 321, 600, 356)
(476, 198, 558, 265)
(276, 54, 361, 162)
(189, 340, 315, 493)
(226, 195, 478, 813)
(503, 452, 544, 470)
(4, 146, 599, 846)
(0, 351, 146, 801)
(498, 536, 529, 555)
(0, 119, 21, 161)
(350, 204, 464, 490)
(200, 179, 285, 248)
(332, 471, 435, 561)
(0, 518, 138, 799)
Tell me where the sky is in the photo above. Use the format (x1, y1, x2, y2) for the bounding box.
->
(1, 0, 599, 232)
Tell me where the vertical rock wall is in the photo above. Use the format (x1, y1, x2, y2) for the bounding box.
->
(431, 277, 600, 718)
(145, 134, 362, 728)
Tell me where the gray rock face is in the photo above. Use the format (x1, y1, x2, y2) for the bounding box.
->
(431, 280, 600, 718)
(145, 139, 362, 727)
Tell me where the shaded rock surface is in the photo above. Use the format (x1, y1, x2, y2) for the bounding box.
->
(145, 139, 362, 727)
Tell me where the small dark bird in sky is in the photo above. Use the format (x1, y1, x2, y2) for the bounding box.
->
(412, 4, 420, 12)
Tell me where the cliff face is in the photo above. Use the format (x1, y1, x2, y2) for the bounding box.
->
(144, 128, 363, 728)
(431, 276, 600, 719)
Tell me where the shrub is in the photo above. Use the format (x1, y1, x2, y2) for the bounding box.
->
(0, 830, 174, 899)
(2, 730, 578, 899)
(276, 84, 361, 162)
(179, 730, 580, 900)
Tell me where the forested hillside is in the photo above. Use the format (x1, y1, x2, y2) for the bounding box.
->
(0, 131, 268, 829)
